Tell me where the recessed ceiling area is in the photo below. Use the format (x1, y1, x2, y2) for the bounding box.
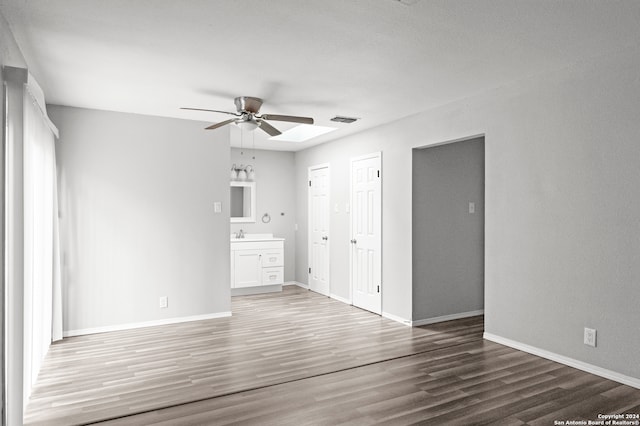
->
(1, 0, 639, 151)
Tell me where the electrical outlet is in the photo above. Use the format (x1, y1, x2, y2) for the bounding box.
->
(469, 202, 475, 214)
(159, 296, 168, 309)
(584, 327, 596, 347)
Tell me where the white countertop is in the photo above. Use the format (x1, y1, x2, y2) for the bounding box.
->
(230, 233, 285, 242)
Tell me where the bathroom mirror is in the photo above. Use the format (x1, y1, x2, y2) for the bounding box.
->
(230, 181, 256, 223)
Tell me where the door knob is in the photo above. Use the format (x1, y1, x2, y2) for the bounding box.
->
(322, 236, 328, 241)
(350, 239, 357, 244)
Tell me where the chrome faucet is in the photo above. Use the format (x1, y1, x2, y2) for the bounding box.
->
(235, 229, 244, 239)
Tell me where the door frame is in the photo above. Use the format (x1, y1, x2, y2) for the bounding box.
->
(349, 152, 382, 314)
(308, 163, 330, 295)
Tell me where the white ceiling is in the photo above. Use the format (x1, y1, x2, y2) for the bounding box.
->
(1, 0, 639, 151)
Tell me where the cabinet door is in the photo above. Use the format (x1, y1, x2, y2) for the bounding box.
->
(234, 250, 262, 288)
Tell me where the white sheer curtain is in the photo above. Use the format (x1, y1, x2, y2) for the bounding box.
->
(22, 78, 62, 403)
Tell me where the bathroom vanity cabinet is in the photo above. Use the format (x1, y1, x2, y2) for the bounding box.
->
(230, 235, 284, 295)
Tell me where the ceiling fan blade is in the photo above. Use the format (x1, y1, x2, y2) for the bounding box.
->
(205, 118, 236, 130)
(258, 120, 282, 137)
(260, 114, 314, 125)
(181, 107, 238, 116)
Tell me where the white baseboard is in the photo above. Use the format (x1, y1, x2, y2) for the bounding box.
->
(330, 293, 351, 305)
(382, 311, 412, 326)
(484, 332, 640, 390)
(412, 309, 484, 327)
(63, 311, 232, 338)
(284, 281, 309, 289)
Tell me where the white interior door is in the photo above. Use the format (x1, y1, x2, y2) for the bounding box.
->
(351, 153, 382, 314)
(308, 165, 330, 296)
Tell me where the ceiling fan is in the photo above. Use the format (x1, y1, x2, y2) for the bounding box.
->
(181, 96, 314, 136)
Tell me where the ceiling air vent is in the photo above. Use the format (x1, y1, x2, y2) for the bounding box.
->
(330, 116, 359, 124)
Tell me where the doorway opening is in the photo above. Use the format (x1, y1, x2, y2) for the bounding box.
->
(411, 136, 485, 325)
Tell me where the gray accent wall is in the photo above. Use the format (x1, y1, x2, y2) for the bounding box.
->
(412, 138, 484, 321)
(296, 45, 640, 379)
(49, 106, 231, 333)
(230, 147, 297, 282)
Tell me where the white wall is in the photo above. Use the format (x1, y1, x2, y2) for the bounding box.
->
(296, 46, 640, 380)
(412, 138, 484, 321)
(230, 146, 297, 282)
(49, 106, 231, 334)
(0, 12, 25, 70)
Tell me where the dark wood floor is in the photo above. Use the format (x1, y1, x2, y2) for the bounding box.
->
(25, 286, 640, 425)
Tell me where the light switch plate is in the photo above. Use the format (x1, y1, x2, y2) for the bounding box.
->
(159, 296, 168, 309)
(469, 202, 475, 214)
(584, 327, 596, 347)
(213, 202, 222, 213)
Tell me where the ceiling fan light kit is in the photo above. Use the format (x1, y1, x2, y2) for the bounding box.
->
(181, 96, 314, 138)
(236, 120, 260, 131)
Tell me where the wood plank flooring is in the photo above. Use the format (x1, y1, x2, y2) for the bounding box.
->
(25, 286, 640, 425)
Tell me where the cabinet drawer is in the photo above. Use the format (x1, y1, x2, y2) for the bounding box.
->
(261, 249, 284, 267)
(262, 267, 284, 285)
